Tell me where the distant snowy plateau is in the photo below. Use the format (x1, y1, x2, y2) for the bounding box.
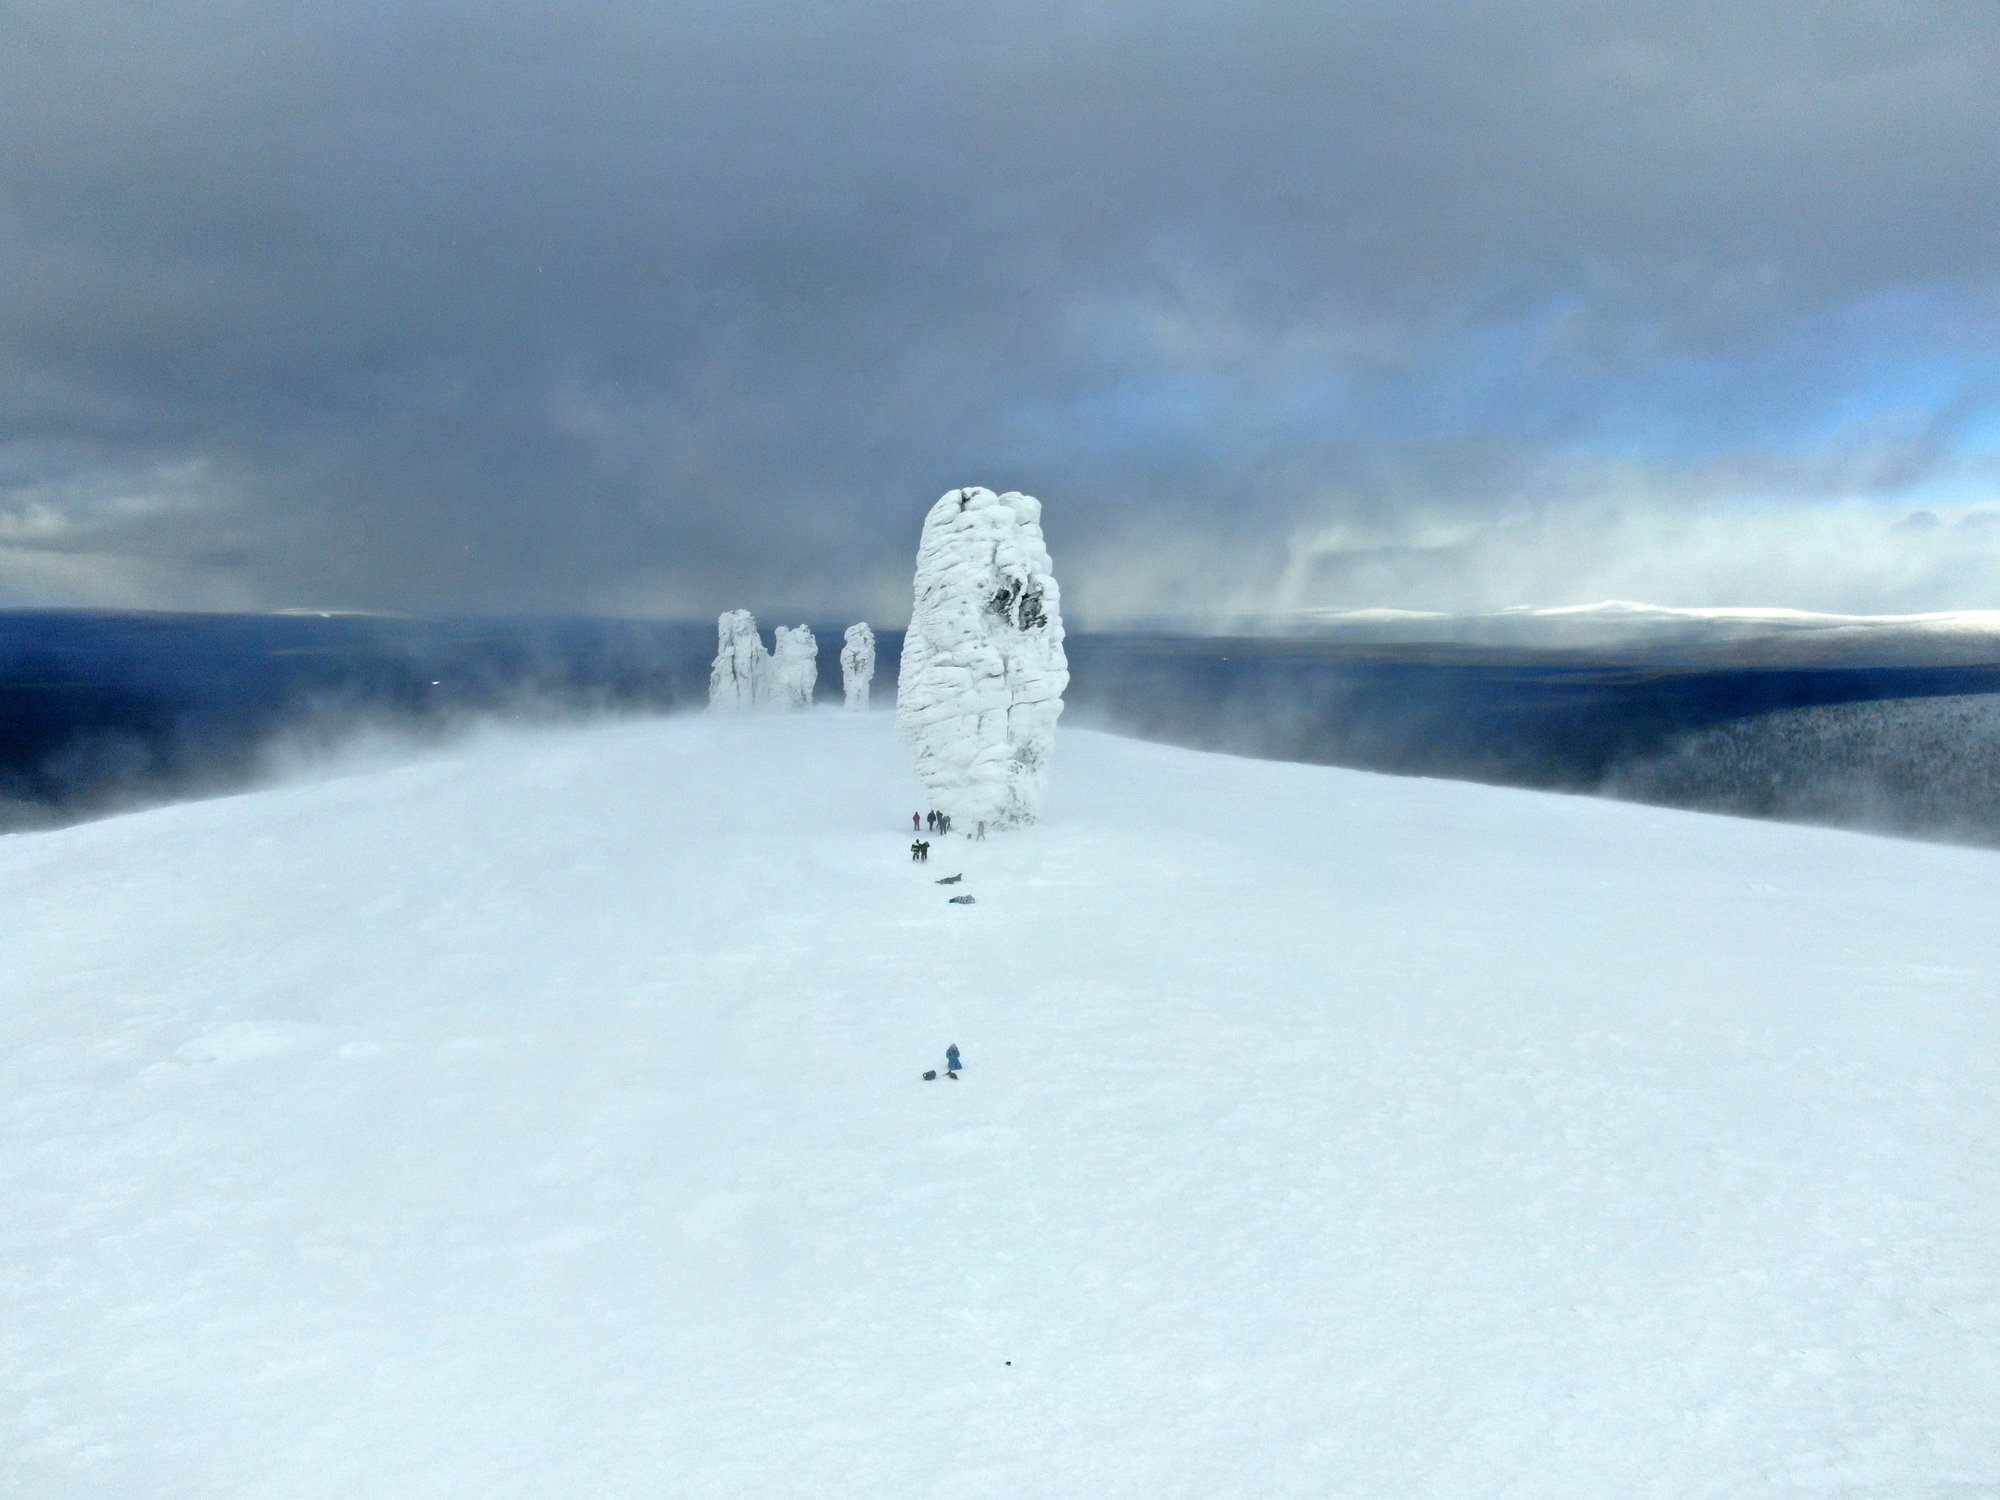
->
(4, 712, 1997, 1498)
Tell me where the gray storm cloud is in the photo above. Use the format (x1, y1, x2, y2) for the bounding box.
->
(2, 0, 1997, 617)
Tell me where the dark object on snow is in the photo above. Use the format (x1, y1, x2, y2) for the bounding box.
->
(946, 1071, 958, 1079)
(948, 894, 976, 905)
(946, 1044, 961, 1071)
(937, 873, 962, 884)
(922, 1069, 937, 1080)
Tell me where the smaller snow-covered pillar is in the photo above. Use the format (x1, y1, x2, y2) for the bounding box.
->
(840, 623, 876, 710)
(709, 609, 770, 710)
(770, 625, 818, 709)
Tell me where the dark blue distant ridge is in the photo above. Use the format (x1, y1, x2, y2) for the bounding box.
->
(3, 609, 1998, 845)
(1064, 633, 2000, 785)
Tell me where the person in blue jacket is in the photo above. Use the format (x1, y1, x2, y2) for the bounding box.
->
(945, 1043, 962, 1076)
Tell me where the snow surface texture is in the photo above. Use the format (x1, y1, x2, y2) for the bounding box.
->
(897, 486, 1068, 828)
(770, 625, 817, 710)
(706, 609, 769, 710)
(5, 713, 2000, 1498)
(840, 623, 876, 710)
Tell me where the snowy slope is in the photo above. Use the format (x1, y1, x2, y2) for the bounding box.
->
(4, 713, 1998, 1498)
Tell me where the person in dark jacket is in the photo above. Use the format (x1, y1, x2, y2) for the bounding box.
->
(945, 1043, 962, 1075)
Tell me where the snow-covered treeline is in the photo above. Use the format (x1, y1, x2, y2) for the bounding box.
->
(1605, 692, 2000, 842)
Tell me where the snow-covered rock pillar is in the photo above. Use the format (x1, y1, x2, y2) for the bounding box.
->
(709, 609, 770, 710)
(770, 625, 818, 709)
(840, 624, 876, 710)
(896, 487, 1067, 829)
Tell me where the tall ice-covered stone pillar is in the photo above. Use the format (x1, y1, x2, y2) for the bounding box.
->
(896, 487, 1068, 828)
(841, 623, 876, 710)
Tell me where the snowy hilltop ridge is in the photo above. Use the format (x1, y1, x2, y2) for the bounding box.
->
(897, 487, 1068, 829)
(5, 711, 1997, 1496)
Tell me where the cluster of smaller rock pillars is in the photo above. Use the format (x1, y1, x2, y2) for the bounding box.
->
(707, 615, 876, 711)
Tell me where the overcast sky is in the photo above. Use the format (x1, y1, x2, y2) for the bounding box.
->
(3, 0, 1997, 624)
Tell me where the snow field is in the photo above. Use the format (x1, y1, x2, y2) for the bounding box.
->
(3, 711, 1998, 1497)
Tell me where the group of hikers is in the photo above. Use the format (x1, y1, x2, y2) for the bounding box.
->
(910, 808, 987, 845)
(910, 808, 945, 861)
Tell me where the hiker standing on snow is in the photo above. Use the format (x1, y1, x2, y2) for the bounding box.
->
(945, 1043, 961, 1076)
